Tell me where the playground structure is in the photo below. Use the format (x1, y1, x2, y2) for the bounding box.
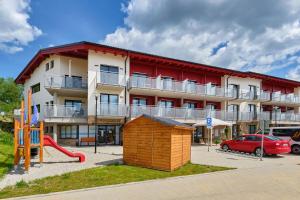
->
(14, 90, 85, 172)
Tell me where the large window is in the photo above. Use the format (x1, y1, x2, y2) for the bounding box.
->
(65, 100, 83, 116)
(60, 125, 78, 139)
(31, 83, 40, 94)
(100, 94, 119, 115)
(184, 102, 197, 109)
(64, 75, 83, 88)
(100, 94, 118, 104)
(228, 84, 239, 98)
(249, 85, 257, 99)
(159, 100, 173, 108)
(100, 65, 119, 85)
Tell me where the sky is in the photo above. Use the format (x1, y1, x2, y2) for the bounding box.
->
(1, 0, 300, 81)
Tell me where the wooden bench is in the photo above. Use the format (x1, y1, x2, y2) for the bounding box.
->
(80, 137, 95, 146)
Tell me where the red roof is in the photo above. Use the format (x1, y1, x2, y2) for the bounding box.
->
(15, 41, 300, 87)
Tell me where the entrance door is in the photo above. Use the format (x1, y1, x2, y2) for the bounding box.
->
(97, 125, 116, 145)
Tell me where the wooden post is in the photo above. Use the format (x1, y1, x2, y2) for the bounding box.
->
(24, 125, 30, 171)
(13, 120, 20, 166)
(27, 90, 32, 126)
(39, 121, 44, 164)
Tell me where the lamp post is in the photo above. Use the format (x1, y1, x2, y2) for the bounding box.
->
(94, 94, 98, 154)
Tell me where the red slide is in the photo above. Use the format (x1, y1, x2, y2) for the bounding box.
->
(43, 135, 85, 163)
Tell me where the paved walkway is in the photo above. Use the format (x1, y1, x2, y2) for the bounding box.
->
(11, 164, 300, 200)
(4, 145, 300, 200)
(0, 146, 122, 189)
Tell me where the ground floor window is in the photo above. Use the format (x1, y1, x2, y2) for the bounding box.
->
(248, 125, 257, 134)
(60, 125, 79, 139)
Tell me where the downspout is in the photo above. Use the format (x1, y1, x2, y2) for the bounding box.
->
(121, 51, 129, 146)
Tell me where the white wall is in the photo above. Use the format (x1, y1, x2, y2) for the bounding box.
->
(226, 76, 262, 112)
(87, 50, 130, 116)
(23, 55, 88, 120)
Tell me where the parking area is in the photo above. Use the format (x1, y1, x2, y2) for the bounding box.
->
(191, 144, 299, 169)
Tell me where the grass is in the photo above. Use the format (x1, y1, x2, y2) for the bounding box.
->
(0, 130, 14, 179)
(0, 163, 233, 199)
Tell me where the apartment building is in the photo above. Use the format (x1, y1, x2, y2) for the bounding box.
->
(15, 41, 300, 146)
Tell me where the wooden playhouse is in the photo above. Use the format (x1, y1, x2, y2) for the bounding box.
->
(123, 114, 193, 171)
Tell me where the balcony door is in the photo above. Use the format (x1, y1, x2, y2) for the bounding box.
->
(228, 104, 239, 121)
(248, 104, 257, 120)
(65, 100, 83, 117)
(186, 80, 197, 93)
(100, 65, 119, 85)
(184, 102, 197, 118)
(206, 104, 216, 118)
(249, 85, 257, 99)
(100, 94, 119, 115)
(132, 98, 147, 116)
(228, 84, 239, 98)
(64, 75, 82, 89)
(97, 125, 116, 145)
(159, 100, 173, 117)
(161, 77, 173, 90)
(132, 73, 149, 88)
(206, 82, 217, 95)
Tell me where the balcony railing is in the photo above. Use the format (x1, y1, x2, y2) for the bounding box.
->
(44, 76, 87, 90)
(271, 93, 300, 104)
(129, 76, 234, 98)
(96, 71, 126, 86)
(130, 105, 238, 121)
(238, 90, 270, 101)
(44, 105, 87, 118)
(97, 103, 128, 117)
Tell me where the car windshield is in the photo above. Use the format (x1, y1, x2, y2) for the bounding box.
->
(265, 136, 281, 141)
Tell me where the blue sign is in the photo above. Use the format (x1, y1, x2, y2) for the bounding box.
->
(207, 117, 212, 128)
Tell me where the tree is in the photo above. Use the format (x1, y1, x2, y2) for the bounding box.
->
(0, 77, 23, 114)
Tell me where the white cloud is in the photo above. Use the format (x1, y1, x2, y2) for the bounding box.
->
(0, 0, 42, 53)
(103, 0, 300, 77)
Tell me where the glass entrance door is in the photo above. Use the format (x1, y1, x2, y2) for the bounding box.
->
(97, 125, 116, 145)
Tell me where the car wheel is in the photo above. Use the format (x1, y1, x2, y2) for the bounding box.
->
(222, 144, 229, 151)
(254, 147, 264, 157)
(291, 145, 300, 154)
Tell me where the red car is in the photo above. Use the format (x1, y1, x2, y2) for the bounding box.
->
(220, 134, 291, 156)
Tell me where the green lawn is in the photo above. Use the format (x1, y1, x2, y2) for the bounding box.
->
(0, 131, 14, 179)
(0, 163, 233, 199)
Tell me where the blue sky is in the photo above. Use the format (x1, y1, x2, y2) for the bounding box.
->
(1, 0, 300, 80)
(0, 0, 125, 78)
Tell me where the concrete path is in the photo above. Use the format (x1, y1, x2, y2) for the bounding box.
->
(10, 164, 300, 200)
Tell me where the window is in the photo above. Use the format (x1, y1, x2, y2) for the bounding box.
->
(248, 104, 257, 112)
(50, 60, 54, 69)
(249, 85, 257, 99)
(100, 65, 119, 84)
(184, 102, 197, 109)
(132, 73, 148, 88)
(206, 104, 216, 110)
(161, 77, 173, 90)
(186, 80, 197, 92)
(272, 128, 300, 137)
(228, 84, 239, 98)
(65, 100, 84, 116)
(100, 94, 119, 115)
(248, 125, 257, 134)
(132, 98, 147, 106)
(31, 104, 40, 113)
(31, 83, 40, 94)
(64, 75, 83, 88)
(100, 94, 118, 104)
(60, 125, 78, 139)
(159, 100, 173, 108)
(45, 63, 49, 71)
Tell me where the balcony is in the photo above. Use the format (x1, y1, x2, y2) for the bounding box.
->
(130, 105, 238, 123)
(44, 76, 87, 97)
(262, 92, 300, 106)
(97, 103, 128, 118)
(96, 71, 126, 91)
(44, 105, 87, 123)
(128, 76, 234, 101)
(235, 90, 271, 102)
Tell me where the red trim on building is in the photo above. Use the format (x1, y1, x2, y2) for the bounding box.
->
(15, 41, 300, 90)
